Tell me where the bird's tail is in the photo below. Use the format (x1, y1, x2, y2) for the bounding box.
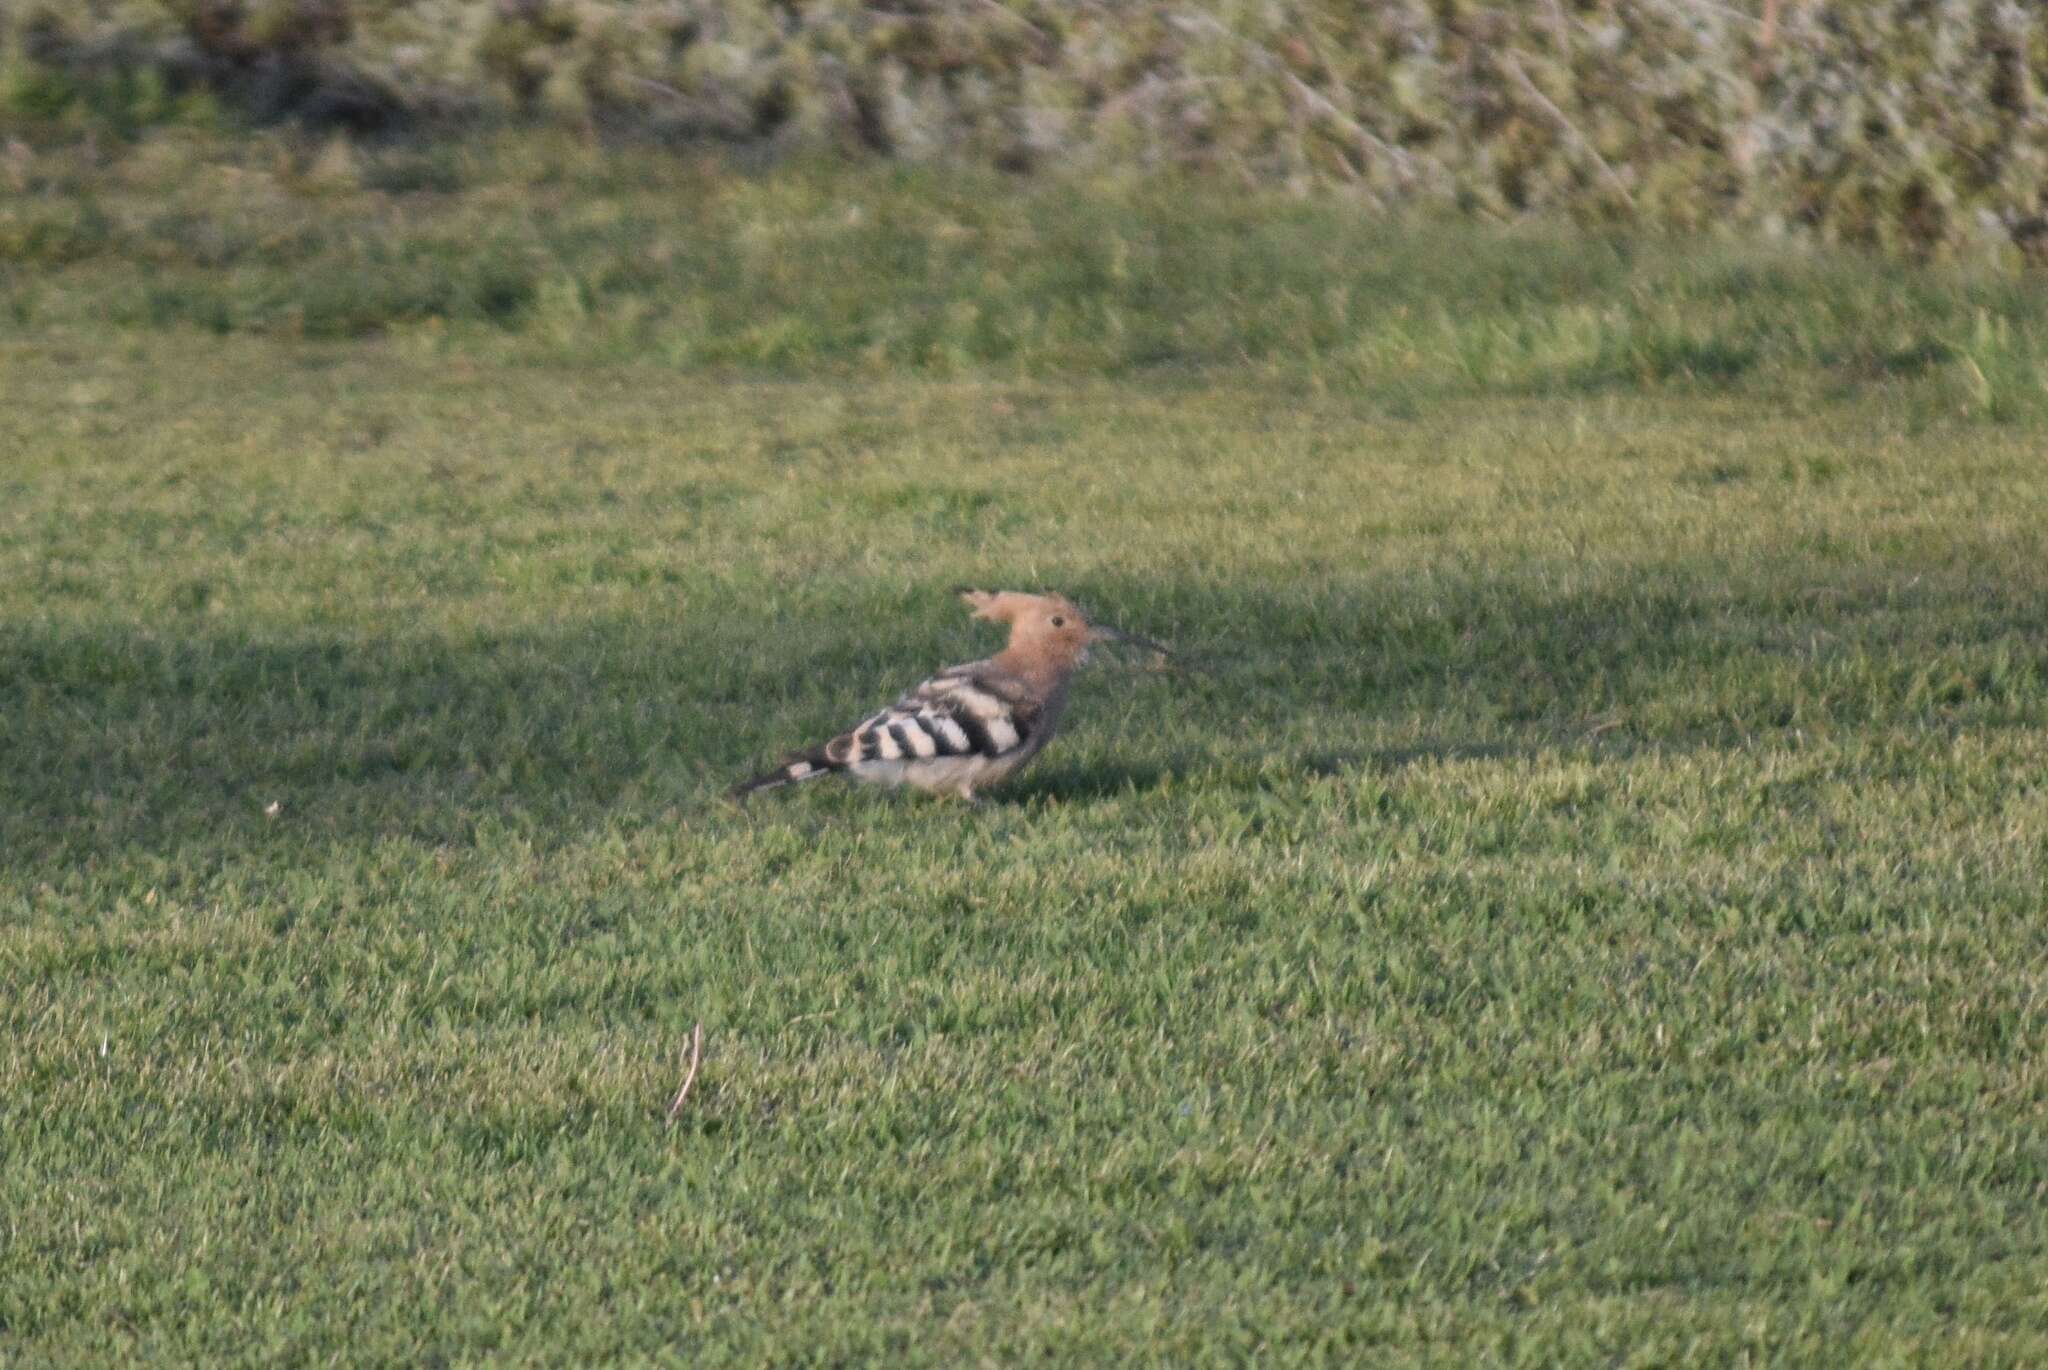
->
(729, 748, 842, 801)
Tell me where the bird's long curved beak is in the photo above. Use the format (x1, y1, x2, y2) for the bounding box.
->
(1089, 623, 1172, 657)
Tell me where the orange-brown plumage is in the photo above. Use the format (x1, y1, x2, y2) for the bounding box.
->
(962, 590, 1101, 692)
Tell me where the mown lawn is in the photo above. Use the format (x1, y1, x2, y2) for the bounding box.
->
(4, 147, 2048, 1363)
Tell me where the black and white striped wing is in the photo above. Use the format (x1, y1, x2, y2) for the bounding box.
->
(834, 668, 1037, 766)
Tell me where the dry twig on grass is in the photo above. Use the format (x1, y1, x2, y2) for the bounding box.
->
(666, 1022, 703, 1125)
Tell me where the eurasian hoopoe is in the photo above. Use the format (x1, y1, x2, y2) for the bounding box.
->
(732, 589, 1169, 802)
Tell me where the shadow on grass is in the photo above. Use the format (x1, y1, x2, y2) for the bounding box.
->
(1013, 760, 1185, 803)
(1018, 742, 1528, 802)
(1020, 737, 1656, 806)
(4, 562, 2042, 873)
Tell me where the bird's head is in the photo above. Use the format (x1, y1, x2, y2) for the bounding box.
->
(956, 588, 1169, 674)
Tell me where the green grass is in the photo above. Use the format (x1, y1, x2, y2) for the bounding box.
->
(5, 144, 2048, 1363)
(7, 131, 2048, 421)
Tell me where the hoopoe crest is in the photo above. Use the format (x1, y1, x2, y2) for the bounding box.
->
(732, 589, 1168, 802)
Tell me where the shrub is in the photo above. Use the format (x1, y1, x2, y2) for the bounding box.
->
(4, 1, 2047, 256)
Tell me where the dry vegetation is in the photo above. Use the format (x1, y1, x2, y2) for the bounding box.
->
(7, 0, 2048, 255)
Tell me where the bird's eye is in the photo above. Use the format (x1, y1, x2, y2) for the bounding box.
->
(1050, 615, 1066, 627)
